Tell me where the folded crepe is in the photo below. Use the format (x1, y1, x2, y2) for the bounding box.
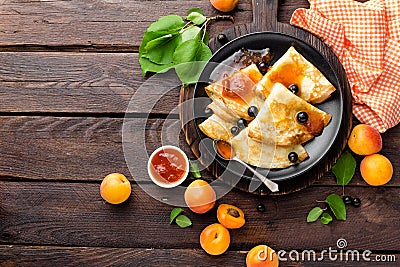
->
(230, 129, 309, 169)
(256, 46, 336, 104)
(198, 101, 239, 142)
(248, 82, 332, 146)
(199, 104, 309, 168)
(205, 64, 264, 120)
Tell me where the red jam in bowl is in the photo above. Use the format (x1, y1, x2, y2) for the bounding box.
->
(149, 146, 188, 187)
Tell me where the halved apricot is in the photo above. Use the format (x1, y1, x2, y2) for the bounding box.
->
(217, 204, 245, 229)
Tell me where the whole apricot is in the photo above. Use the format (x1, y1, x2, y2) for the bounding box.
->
(348, 124, 382, 155)
(184, 179, 216, 214)
(210, 0, 238, 12)
(246, 245, 279, 267)
(200, 223, 230, 255)
(217, 204, 245, 229)
(360, 154, 393, 186)
(100, 173, 131, 204)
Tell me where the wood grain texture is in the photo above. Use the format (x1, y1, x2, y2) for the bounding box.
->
(0, 0, 252, 49)
(0, 116, 397, 185)
(1, 181, 400, 252)
(0, 52, 185, 114)
(0, 245, 397, 266)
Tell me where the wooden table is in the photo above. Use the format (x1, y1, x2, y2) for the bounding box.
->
(0, 0, 398, 266)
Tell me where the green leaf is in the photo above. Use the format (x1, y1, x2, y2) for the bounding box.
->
(320, 212, 333, 225)
(181, 26, 202, 42)
(175, 215, 192, 228)
(142, 34, 182, 65)
(202, 31, 210, 44)
(325, 194, 346, 221)
(190, 162, 202, 178)
(139, 15, 184, 56)
(187, 8, 204, 15)
(146, 14, 185, 34)
(173, 40, 212, 85)
(307, 207, 323, 223)
(138, 15, 185, 74)
(170, 208, 183, 224)
(139, 57, 174, 76)
(332, 150, 356, 185)
(186, 11, 207, 25)
(181, 26, 209, 44)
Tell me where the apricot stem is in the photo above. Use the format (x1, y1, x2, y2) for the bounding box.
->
(202, 23, 208, 42)
(209, 15, 235, 23)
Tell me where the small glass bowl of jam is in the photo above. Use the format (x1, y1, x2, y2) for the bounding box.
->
(147, 145, 189, 188)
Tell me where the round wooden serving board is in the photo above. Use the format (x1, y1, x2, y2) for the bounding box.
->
(180, 0, 352, 195)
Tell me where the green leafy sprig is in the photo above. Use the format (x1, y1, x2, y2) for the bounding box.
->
(190, 162, 202, 179)
(306, 150, 356, 225)
(139, 9, 233, 85)
(307, 194, 346, 225)
(170, 208, 192, 228)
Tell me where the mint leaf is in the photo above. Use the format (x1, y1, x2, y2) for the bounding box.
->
(332, 150, 356, 185)
(173, 40, 212, 85)
(187, 8, 203, 15)
(175, 215, 192, 228)
(170, 208, 183, 224)
(186, 11, 207, 25)
(320, 212, 333, 225)
(190, 162, 202, 178)
(307, 207, 323, 223)
(325, 194, 346, 220)
(143, 34, 182, 65)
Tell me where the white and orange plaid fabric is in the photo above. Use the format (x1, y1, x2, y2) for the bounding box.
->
(291, 0, 400, 133)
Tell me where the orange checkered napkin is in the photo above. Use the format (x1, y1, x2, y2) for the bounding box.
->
(290, 0, 400, 133)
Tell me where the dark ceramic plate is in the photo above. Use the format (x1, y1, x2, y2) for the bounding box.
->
(190, 32, 350, 194)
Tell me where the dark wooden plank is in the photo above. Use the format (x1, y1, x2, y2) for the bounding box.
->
(0, 0, 252, 49)
(0, 0, 369, 50)
(1, 181, 400, 252)
(0, 52, 181, 114)
(0, 116, 398, 186)
(0, 245, 397, 266)
(0, 116, 171, 181)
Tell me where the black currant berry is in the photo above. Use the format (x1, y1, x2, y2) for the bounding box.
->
(258, 61, 268, 74)
(288, 84, 299, 94)
(237, 118, 246, 129)
(343, 195, 353, 205)
(231, 126, 240, 135)
(257, 203, 266, 212)
(296, 111, 309, 123)
(288, 152, 299, 163)
(217, 34, 228, 44)
(248, 106, 259, 117)
(352, 198, 361, 207)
